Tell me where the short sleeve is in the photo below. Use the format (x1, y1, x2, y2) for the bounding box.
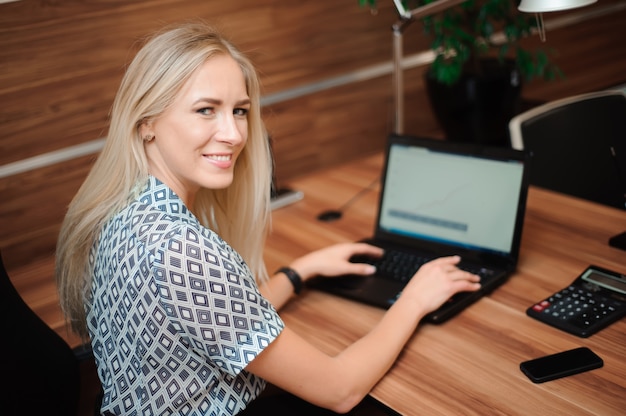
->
(152, 224, 284, 377)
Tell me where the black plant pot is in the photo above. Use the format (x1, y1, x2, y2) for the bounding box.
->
(425, 58, 523, 147)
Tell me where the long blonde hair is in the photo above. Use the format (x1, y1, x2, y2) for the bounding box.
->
(56, 22, 273, 339)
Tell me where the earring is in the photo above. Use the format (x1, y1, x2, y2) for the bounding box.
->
(142, 134, 155, 142)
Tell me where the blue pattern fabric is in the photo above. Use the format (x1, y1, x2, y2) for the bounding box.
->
(87, 176, 284, 415)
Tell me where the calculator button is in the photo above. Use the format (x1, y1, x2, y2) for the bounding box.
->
(532, 300, 551, 312)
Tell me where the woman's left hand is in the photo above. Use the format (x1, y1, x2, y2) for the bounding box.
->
(289, 242, 383, 281)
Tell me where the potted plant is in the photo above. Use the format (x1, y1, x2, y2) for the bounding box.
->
(359, 0, 562, 145)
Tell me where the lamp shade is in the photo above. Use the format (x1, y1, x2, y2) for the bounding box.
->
(518, 0, 597, 12)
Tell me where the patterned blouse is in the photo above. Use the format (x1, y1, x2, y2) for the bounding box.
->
(87, 176, 284, 415)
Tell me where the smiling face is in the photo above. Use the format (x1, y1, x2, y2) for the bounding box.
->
(142, 54, 249, 206)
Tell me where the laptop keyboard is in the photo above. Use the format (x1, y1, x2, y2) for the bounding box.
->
(352, 249, 496, 284)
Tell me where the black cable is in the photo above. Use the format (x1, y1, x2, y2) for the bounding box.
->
(317, 176, 380, 222)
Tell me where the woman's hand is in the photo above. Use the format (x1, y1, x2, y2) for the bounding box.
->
(288, 242, 383, 282)
(261, 243, 382, 309)
(400, 255, 481, 314)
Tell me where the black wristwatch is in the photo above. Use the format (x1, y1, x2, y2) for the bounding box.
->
(276, 267, 303, 294)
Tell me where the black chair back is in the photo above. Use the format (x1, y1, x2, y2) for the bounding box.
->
(0, 251, 81, 415)
(509, 90, 626, 210)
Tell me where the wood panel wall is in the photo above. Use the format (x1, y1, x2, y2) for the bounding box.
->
(2, 0, 626, 272)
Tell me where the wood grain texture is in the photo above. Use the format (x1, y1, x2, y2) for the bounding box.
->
(7, 151, 626, 415)
(1, 1, 626, 272)
(0, 0, 403, 165)
(270, 153, 626, 416)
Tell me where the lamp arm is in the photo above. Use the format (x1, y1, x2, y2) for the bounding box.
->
(392, 22, 406, 134)
(392, 0, 412, 19)
(391, 0, 467, 134)
(407, 0, 468, 20)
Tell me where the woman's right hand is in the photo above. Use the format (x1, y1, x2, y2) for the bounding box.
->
(248, 254, 481, 413)
(400, 255, 481, 314)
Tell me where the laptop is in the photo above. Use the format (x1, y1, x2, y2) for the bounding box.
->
(307, 134, 530, 323)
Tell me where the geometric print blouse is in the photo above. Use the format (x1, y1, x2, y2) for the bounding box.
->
(87, 176, 284, 415)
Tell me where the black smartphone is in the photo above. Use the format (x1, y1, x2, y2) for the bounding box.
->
(609, 231, 626, 251)
(520, 347, 603, 383)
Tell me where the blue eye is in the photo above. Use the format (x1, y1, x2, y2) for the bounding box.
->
(234, 108, 249, 116)
(198, 107, 215, 116)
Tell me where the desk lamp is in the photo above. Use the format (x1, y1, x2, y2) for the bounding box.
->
(520, 0, 626, 252)
(518, 0, 598, 41)
(319, 0, 600, 222)
(390, 0, 598, 134)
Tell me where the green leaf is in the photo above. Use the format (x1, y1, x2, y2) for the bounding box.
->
(361, 0, 562, 84)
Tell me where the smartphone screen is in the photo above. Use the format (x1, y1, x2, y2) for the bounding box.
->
(520, 347, 603, 383)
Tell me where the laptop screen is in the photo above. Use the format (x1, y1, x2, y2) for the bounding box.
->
(378, 139, 526, 256)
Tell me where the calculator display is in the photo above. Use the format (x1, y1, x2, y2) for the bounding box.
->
(582, 269, 626, 294)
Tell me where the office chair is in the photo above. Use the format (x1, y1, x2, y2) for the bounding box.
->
(0, 250, 81, 415)
(508, 90, 626, 210)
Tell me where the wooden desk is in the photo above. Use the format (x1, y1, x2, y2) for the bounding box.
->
(265, 152, 626, 416)
(9, 151, 625, 415)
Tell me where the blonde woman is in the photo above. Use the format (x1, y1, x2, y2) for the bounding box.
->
(56, 22, 480, 415)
